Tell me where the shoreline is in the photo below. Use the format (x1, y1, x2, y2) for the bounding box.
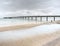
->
(0, 20, 60, 32)
(0, 22, 41, 32)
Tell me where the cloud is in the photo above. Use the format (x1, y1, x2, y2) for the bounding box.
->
(0, 0, 52, 11)
(0, 0, 60, 17)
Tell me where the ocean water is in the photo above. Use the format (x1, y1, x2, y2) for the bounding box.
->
(0, 18, 37, 27)
(0, 17, 60, 27)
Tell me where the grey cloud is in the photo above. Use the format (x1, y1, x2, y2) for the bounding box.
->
(0, 0, 60, 15)
(0, 0, 52, 11)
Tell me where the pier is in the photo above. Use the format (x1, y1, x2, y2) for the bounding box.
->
(3, 15, 60, 22)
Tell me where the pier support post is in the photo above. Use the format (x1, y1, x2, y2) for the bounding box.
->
(54, 17, 55, 21)
(31, 17, 33, 20)
(22, 17, 24, 20)
(35, 17, 37, 22)
(25, 17, 26, 20)
(28, 17, 29, 20)
(40, 17, 42, 22)
(46, 17, 48, 21)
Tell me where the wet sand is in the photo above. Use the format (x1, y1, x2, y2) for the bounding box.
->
(0, 21, 58, 32)
(0, 21, 51, 32)
(43, 31, 60, 46)
(0, 30, 60, 46)
(0, 22, 41, 32)
(0, 21, 60, 46)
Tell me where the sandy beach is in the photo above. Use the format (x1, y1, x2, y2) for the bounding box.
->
(0, 23, 40, 32)
(0, 30, 60, 46)
(0, 21, 49, 32)
(0, 21, 60, 46)
(0, 21, 58, 32)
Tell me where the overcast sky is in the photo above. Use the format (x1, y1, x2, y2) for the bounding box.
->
(0, 0, 60, 17)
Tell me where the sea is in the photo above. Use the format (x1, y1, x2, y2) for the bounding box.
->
(0, 17, 60, 27)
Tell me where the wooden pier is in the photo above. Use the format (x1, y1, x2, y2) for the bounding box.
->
(3, 16, 60, 21)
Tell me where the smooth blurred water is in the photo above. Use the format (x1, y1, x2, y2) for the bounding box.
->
(0, 17, 60, 27)
(0, 18, 35, 27)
